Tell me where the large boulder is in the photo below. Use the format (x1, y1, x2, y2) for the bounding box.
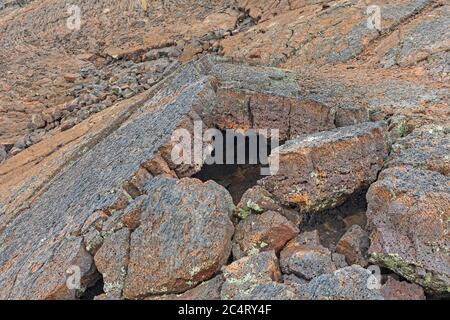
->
(260, 121, 388, 212)
(367, 166, 450, 293)
(123, 177, 235, 299)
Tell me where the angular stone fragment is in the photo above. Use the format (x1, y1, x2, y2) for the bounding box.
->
(381, 276, 426, 300)
(260, 121, 388, 212)
(236, 186, 302, 225)
(232, 211, 299, 259)
(123, 177, 234, 299)
(336, 225, 370, 267)
(306, 266, 384, 300)
(221, 251, 297, 300)
(94, 228, 130, 298)
(367, 166, 450, 293)
(280, 240, 336, 281)
(387, 124, 449, 176)
(5, 237, 97, 300)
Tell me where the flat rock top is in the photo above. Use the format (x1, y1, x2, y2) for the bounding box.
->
(279, 121, 387, 151)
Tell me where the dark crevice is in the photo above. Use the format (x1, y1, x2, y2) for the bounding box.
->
(79, 274, 104, 300)
(193, 130, 273, 204)
(299, 189, 368, 250)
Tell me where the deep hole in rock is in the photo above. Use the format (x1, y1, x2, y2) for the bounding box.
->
(299, 189, 368, 250)
(193, 131, 274, 204)
(79, 275, 104, 300)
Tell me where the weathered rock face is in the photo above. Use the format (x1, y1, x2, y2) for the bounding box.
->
(387, 124, 450, 176)
(280, 233, 337, 280)
(236, 186, 302, 225)
(306, 266, 384, 300)
(2, 55, 378, 300)
(336, 225, 370, 267)
(260, 121, 388, 211)
(381, 276, 426, 300)
(221, 250, 297, 300)
(123, 177, 235, 299)
(232, 211, 299, 259)
(94, 228, 130, 298)
(367, 166, 450, 293)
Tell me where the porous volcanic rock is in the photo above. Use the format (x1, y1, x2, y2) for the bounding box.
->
(387, 124, 450, 176)
(260, 121, 388, 211)
(94, 228, 131, 298)
(232, 211, 299, 259)
(367, 166, 450, 293)
(221, 250, 297, 300)
(381, 276, 426, 300)
(149, 274, 225, 300)
(123, 177, 235, 299)
(336, 225, 370, 267)
(306, 266, 384, 300)
(280, 235, 337, 280)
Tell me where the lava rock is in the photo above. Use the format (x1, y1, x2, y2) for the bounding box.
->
(306, 265, 384, 300)
(94, 228, 130, 298)
(232, 211, 299, 259)
(149, 274, 225, 300)
(367, 166, 450, 293)
(280, 239, 337, 281)
(380, 276, 426, 300)
(221, 251, 297, 300)
(336, 225, 370, 267)
(123, 177, 234, 299)
(260, 121, 388, 212)
(387, 124, 449, 176)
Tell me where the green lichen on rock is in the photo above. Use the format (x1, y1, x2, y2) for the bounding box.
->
(370, 252, 449, 294)
(236, 200, 264, 219)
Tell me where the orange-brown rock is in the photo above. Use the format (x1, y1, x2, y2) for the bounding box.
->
(367, 166, 450, 293)
(260, 121, 388, 211)
(232, 211, 299, 259)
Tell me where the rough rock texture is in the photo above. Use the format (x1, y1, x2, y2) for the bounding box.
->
(94, 228, 130, 298)
(388, 124, 450, 176)
(232, 211, 299, 259)
(1, 0, 449, 300)
(367, 166, 450, 293)
(280, 235, 337, 280)
(260, 121, 388, 211)
(306, 266, 384, 300)
(1, 57, 342, 299)
(221, 251, 297, 300)
(149, 274, 225, 300)
(236, 186, 302, 225)
(123, 177, 235, 299)
(336, 225, 370, 267)
(381, 276, 426, 300)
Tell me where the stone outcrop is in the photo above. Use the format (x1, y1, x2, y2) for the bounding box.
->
(1, 0, 449, 300)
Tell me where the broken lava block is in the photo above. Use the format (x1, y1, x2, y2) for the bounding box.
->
(260, 121, 388, 212)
